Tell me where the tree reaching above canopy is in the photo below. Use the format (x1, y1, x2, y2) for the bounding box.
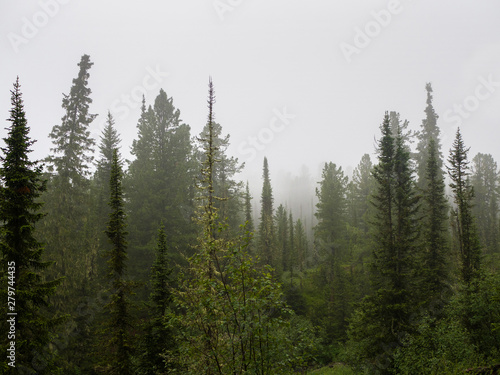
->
(47, 54, 97, 185)
(447, 128, 481, 286)
(0, 78, 63, 374)
(415, 83, 442, 190)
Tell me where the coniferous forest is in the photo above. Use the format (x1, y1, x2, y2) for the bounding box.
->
(2, 54, 500, 375)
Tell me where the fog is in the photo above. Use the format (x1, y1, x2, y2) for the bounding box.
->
(1, 0, 499, 219)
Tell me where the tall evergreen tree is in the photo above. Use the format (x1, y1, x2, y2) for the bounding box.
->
(42, 53, 98, 294)
(295, 218, 308, 280)
(471, 153, 499, 255)
(136, 224, 177, 374)
(90, 111, 122, 282)
(46, 54, 97, 185)
(275, 204, 288, 275)
(288, 211, 295, 282)
(176, 79, 298, 375)
(314, 162, 347, 260)
(347, 112, 419, 372)
(447, 129, 481, 285)
(101, 149, 132, 375)
(127, 89, 196, 291)
(197, 121, 244, 233)
(420, 138, 449, 304)
(415, 83, 442, 190)
(313, 162, 350, 343)
(39, 55, 98, 372)
(259, 157, 276, 268)
(0, 78, 63, 374)
(347, 153, 373, 233)
(244, 181, 254, 233)
(96, 111, 121, 187)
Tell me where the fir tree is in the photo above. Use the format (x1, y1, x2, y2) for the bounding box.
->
(197, 121, 244, 234)
(471, 153, 499, 255)
(42, 53, 98, 293)
(91, 111, 122, 283)
(447, 128, 481, 285)
(420, 138, 449, 304)
(415, 83, 442, 190)
(347, 153, 373, 233)
(176, 79, 297, 374)
(244, 181, 254, 233)
(0, 78, 63, 374)
(295, 218, 308, 281)
(288, 211, 295, 283)
(136, 224, 177, 374)
(259, 157, 276, 268)
(102, 149, 132, 375)
(275, 203, 288, 275)
(96, 111, 121, 187)
(47, 54, 97, 185)
(347, 112, 420, 372)
(40, 55, 99, 371)
(127, 89, 196, 284)
(313, 162, 350, 343)
(314, 162, 348, 259)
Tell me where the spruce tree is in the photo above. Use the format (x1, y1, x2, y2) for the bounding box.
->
(415, 83, 442, 190)
(314, 162, 348, 257)
(420, 138, 449, 304)
(91, 111, 122, 282)
(40, 55, 98, 371)
(176, 79, 300, 374)
(0, 78, 63, 374)
(347, 153, 373, 233)
(288, 211, 295, 283)
(447, 128, 481, 285)
(47, 54, 97, 185)
(96, 111, 121, 187)
(259, 157, 276, 268)
(197, 121, 244, 234)
(471, 153, 499, 255)
(102, 149, 132, 375)
(127, 89, 196, 285)
(42, 53, 97, 294)
(347, 112, 420, 372)
(314, 162, 349, 343)
(275, 203, 288, 275)
(295, 218, 308, 281)
(136, 224, 177, 374)
(244, 181, 254, 233)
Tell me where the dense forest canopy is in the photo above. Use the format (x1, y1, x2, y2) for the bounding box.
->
(1, 52, 500, 374)
(1, 3, 500, 374)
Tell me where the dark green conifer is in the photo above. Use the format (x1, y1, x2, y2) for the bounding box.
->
(0, 78, 63, 373)
(259, 157, 276, 268)
(136, 224, 177, 374)
(244, 181, 254, 233)
(420, 138, 449, 303)
(103, 149, 132, 375)
(415, 83, 442, 190)
(447, 129, 481, 285)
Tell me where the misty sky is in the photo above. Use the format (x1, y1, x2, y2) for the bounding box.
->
(1, 1, 499, 202)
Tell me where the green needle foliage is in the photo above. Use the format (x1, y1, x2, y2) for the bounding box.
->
(136, 223, 178, 374)
(347, 112, 419, 374)
(420, 137, 449, 305)
(447, 129, 481, 286)
(259, 157, 277, 269)
(100, 149, 133, 375)
(0, 78, 64, 374)
(175, 79, 301, 374)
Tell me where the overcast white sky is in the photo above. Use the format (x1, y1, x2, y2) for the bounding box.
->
(1, 1, 500, 199)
